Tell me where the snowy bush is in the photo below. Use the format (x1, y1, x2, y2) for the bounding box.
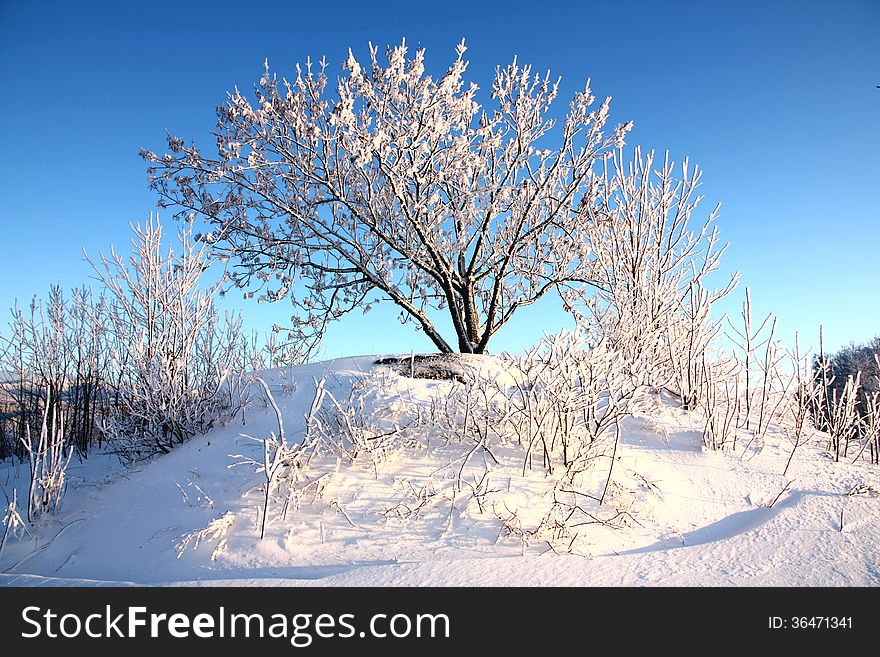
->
(810, 335, 880, 464)
(682, 289, 791, 453)
(234, 375, 329, 538)
(1, 286, 111, 460)
(817, 336, 880, 418)
(820, 372, 862, 462)
(855, 388, 880, 465)
(291, 367, 423, 486)
(88, 216, 248, 461)
(565, 148, 737, 405)
(418, 331, 638, 549)
(21, 391, 72, 520)
(507, 331, 635, 475)
(698, 355, 741, 450)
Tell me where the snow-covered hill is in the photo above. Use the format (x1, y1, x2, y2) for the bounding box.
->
(1, 356, 878, 586)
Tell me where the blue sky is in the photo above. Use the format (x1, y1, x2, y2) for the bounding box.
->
(1, 0, 877, 358)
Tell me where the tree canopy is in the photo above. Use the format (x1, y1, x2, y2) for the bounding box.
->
(143, 40, 730, 358)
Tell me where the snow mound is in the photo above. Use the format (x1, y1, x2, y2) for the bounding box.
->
(2, 356, 878, 586)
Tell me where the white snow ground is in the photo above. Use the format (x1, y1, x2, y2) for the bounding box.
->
(1, 356, 878, 587)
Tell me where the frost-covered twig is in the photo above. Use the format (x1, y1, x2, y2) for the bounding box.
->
(1, 489, 27, 560)
(176, 512, 235, 559)
(251, 376, 288, 540)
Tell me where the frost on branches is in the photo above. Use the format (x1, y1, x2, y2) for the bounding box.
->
(143, 39, 634, 355)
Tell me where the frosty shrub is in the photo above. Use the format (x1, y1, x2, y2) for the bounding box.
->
(88, 216, 248, 461)
(640, 287, 793, 454)
(20, 391, 72, 520)
(817, 336, 880, 419)
(423, 332, 642, 552)
(565, 148, 737, 405)
(821, 372, 862, 463)
(234, 375, 332, 538)
(1, 286, 111, 459)
(236, 377, 293, 539)
(429, 331, 636, 481)
(856, 386, 880, 465)
(780, 334, 824, 474)
(698, 355, 741, 450)
(176, 511, 235, 559)
(511, 331, 635, 478)
(725, 288, 787, 440)
(810, 335, 880, 464)
(312, 368, 418, 473)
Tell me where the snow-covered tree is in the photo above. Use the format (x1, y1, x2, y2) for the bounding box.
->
(143, 39, 633, 354)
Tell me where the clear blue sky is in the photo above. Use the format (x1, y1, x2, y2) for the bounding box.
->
(1, 0, 877, 358)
